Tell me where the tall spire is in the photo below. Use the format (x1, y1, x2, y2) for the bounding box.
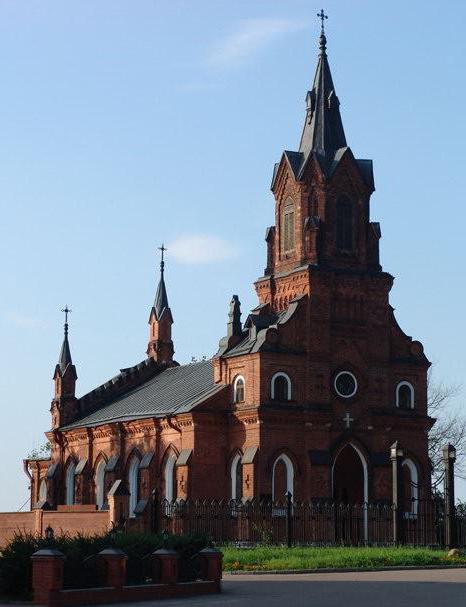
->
(154, 244, 169, 319)
(298, 11, 347, 166)
(58, 305, 73, 373)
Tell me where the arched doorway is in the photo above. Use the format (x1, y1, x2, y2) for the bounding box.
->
(272, 454, 294, 501)
(333, 444, 367, 504)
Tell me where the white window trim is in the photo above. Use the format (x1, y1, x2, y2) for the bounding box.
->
(65, 461, 76, 506)
(230, 453, 242, 500)
(396, 381, 415, 409)
(233, 375, 246, 403)
(271, 372, 292, 401)
(272, 453, 294, 501)
(334, 371, 358, 398)
(402, 458, 419, 517)
(95, 459, 106, 510)
(128, 456, 140, 518)
(164, 454, 177, 503)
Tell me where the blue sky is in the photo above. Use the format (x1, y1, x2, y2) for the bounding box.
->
(0, 0, 465, 510)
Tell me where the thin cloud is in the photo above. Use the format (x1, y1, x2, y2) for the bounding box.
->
(208, 18, 307, 68)
(7, 312, 44, 329)
(167, 235, 239, 265)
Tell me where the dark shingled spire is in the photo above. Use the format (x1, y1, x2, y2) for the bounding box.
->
(298, 19, 347, 167)
(154, 244, 170, 319)
(58, 306, 73, 373)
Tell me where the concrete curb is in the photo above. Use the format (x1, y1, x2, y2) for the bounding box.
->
(224, 564, 466, 576)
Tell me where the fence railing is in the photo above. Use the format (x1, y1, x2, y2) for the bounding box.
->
(151, 496, 466, 547)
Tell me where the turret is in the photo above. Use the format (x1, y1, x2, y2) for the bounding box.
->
(147, 245, 174, 363)
(51, 306, 78, 429)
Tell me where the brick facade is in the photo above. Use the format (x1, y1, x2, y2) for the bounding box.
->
(22, 28, 432, 530)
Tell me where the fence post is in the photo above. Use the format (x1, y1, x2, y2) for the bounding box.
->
(285, 491, 292, 548)
(98, 548, 127, 589)
(443, 444, 457, 549)
(152, 548, 179, 584)
(31, 548, 65, 605)
(390, 441, 404, 545)
(199, 548, 223, 592)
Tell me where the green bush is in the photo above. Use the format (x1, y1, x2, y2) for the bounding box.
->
(0, 530, 211, 599)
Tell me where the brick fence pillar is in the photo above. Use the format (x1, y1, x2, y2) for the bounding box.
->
(31, 548, 65, 605)
(98, 548, 127, 589)
(152, 548, 179, 584)
(198, 547, 222, 590)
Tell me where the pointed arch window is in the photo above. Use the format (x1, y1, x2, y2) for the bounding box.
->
(336, 196, 353, 251)
(230, 453, 243, 501)
(39, 478, 47, 503)
(95, 459, 107, 511)
(65, 460, 76, 506)
(233, 376, 245, 404)
(164, 454, 177, 503)
(281, 198, 295, 253)
(128, 455, 140, 518)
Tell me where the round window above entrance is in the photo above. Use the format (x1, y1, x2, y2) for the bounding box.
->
(334, 371, 358, 398)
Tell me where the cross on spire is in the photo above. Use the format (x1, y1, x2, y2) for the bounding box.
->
(61, 305, 72, 333)
(158, 243, 167, 273)
(317, 9, 328, 33)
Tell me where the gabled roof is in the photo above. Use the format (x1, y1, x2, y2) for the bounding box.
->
(60, 360, 226, 430)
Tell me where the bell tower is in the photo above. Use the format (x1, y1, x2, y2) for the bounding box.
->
(258, 16, 381, 310)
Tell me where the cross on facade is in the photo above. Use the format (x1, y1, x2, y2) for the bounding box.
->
(343, 411, 354, 429)
(317, 9, 328, 32)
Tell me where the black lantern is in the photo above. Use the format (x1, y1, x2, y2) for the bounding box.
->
(45, 526, 54, 543)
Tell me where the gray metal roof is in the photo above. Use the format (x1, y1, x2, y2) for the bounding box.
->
(61, 360, 226, 430)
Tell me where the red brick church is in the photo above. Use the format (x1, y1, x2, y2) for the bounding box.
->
(26, 25, 432, 526)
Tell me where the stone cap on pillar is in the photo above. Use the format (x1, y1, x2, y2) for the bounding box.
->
(199, 547, 221, 554)
(32, 549, 65, 558)
(390, 441, 404, 460)
(152, 548, 178, 556)
(98, 548, 127, 557)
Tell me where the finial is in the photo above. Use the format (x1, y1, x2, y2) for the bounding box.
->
(158, 243, 167, 274)
(317, 9, 328, 53)
(61, 305, 72, 335)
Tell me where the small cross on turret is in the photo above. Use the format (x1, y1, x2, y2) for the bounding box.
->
(317, 9, 328, 33)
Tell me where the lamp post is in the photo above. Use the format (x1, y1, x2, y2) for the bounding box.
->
(443, 444, 457, 549)
(390, 441, 405, 545)
(44, 526, 55, 546)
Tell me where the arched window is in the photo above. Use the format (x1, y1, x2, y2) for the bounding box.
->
(281, 198, 295, 253)
(128, 455, 140, 518)
(230, 453, 243, 501)
(396, 381, 414, 409)
(233, 376, 245, 404)
(95, 459, 107, 510)
(164, 453, 177, 502)
(65, 460, 76, 506)
(39, 478, 47, 503)
(272, 454, 294, 501)
(336, 196, 353, 251)
(271, 372, 291, 401)
(402, 458, 419, 516)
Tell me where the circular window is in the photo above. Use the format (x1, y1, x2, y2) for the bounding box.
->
(334, 371, 358, 398)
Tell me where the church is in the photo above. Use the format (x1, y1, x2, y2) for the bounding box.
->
(26, 23, 432, 527)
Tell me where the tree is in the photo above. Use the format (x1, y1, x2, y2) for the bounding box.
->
(27, 441, 51, 460)
(428, 372, 466, 481)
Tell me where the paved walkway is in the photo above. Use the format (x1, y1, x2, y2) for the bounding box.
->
(143, 568, 466, 607)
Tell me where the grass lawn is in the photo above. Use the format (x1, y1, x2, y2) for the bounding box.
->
(221, 546, 466, 572)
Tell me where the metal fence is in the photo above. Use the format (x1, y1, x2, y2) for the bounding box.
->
(152, 496, 466, 547)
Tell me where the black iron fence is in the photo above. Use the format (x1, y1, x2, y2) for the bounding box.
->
(152, 496, 466, 548)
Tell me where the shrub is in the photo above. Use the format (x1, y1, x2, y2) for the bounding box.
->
(0, 530, 211, 599)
